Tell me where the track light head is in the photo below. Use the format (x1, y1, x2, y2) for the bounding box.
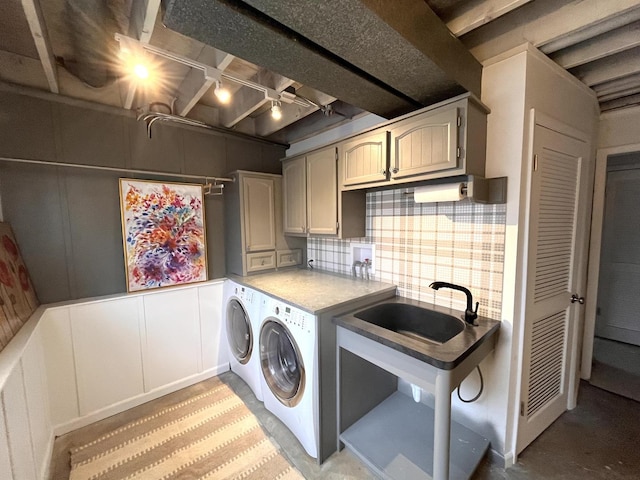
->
(214, 81, 231, 104)
(271, 101, 282, 120)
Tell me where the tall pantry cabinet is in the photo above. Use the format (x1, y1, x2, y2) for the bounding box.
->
(224, 170, 305, 276)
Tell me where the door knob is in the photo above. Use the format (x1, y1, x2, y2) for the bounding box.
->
(570, 294, 585, 304)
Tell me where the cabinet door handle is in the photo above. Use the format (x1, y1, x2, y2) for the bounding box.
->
(380, 169, 387, 176)
(392, 167, 399, 174)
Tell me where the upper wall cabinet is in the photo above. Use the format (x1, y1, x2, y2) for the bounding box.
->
(339, 94, 488, 189)
(341, 130, 389, 186)
(390, 107, 458, 180)
(283, 146, 338, 236)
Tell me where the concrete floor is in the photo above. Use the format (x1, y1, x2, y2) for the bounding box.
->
(51, 372, 640, 479)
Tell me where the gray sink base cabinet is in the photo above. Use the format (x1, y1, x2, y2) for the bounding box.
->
(336, 326, 495, 480)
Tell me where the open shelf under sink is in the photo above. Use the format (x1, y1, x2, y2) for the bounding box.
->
(340, 391, 490, 480)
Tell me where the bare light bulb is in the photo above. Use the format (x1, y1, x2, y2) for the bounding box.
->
(271, 102, 282, 120)
(133, 63, 149, 80)
(214, 83, 231, 103)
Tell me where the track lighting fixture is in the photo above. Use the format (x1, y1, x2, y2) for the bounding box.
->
(214, 80, 231, 103)
(271, 101, 282, 120)
(115, 34, 314, 118)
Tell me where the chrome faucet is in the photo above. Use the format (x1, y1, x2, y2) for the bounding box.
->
(429, 281, 479, 325)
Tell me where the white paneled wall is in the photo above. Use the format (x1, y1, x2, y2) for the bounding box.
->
(71, 298, 144, 416)
(0, 279, 228, 479)
(143, 289, 202, 391)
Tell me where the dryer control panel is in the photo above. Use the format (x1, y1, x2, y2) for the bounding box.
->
(235, 286, 257, 305)
(262, 298, 315, 336)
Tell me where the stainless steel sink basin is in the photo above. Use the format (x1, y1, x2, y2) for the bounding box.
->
(354, 302, 465, 344)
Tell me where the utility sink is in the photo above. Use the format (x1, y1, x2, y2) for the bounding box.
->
(354, 303, 465, 344)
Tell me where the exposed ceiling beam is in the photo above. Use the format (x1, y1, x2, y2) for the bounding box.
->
(21, 0, 58, 94)
(597, 85, 640, 102)
(570, 47, 640, 86)
(175, 47, 234, 116)
(129, 0, 161, 43)
(600, 92, 640, 111)
(593, 73, 640, 97)
(444, 0, 534, 37)
(463, 0, 640, 63)
(123, 0, 161, 109)
(549, 20, 640, 68)
(242, 0, 481, 104)
(221, 70, 295, 128)
(540, 6, 640, 54)
(164, 0, 419, 118)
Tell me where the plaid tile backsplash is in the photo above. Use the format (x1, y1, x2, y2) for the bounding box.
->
(308, 187, 506, 320)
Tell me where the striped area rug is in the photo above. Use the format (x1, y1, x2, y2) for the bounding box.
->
(69, 378, 303, 480)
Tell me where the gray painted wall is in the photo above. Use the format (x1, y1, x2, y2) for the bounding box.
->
(0, 90, 286, 303)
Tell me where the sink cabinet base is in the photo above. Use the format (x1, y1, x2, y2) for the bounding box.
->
(340, 391, 489, 480)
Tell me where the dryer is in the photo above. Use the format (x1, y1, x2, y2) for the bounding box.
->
(223, 280, 263, 401)
(259, 295, 318, 458)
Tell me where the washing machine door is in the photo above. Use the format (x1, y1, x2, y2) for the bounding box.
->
(260, 319, 305, 407)
(226, 299, 252, 364)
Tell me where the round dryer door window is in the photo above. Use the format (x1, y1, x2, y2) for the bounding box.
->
(260, 320, 305, 407)
(226, 299, 252, 364)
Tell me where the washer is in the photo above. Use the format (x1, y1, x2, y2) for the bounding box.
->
(259, 295, 318, 458)
(223, 280, 263, 401)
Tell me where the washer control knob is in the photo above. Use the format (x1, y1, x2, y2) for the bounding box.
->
(274, 306, 280, 315)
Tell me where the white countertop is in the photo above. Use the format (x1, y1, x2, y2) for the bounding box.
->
(229, 269, 396, 314)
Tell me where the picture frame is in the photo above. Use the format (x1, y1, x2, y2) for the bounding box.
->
(119, 178, 208, 292)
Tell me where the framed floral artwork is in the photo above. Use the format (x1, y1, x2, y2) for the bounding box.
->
(119, 179, 208, 292)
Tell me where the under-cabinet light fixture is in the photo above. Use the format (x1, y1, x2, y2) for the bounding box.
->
(114, 33, 313, 111)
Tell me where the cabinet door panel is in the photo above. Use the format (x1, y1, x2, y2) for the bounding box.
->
(242, 176, 276, 251)
(283, 158, 307, 234)
(341, 130, 388, 186)
(307, 147, 337, 235)
(391, 108, 458, 179)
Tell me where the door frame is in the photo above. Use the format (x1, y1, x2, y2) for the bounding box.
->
(581, 142, 640, 379)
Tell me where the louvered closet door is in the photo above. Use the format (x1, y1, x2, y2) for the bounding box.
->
(517, 124, 590, 454)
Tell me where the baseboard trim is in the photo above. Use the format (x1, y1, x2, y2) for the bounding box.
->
(52, 365, 229, 436)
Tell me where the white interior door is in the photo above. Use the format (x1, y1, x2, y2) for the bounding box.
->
(595, 166, 640, 346)
(517, 122, 591, 454)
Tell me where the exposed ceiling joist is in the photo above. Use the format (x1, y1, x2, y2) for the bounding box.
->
(175, 48, 234, 116)
(21, 0, 58, 94)
(123, 0, 160, 109)
(464, 0, 640, 62)
(600, 92, 640, 111)
(221, 71, 294, 128)
(593, 73, 640, 97)
(539, 5, 640, 54)
(444, 0, 534, 37)
(550, 20, 640, 68)
(571, 47, 640, 87)
(129, 0, 161, 43)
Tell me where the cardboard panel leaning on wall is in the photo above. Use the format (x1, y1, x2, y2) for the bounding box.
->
(0, 89, 286, 303)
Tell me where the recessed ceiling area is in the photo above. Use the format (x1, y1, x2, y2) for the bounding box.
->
(1, 0, 639, 145)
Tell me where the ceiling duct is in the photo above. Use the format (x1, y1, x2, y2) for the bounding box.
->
(163, 0, 482, 118)
(62, 0, 124, 88)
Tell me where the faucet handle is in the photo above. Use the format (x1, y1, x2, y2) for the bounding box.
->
(474, 301, 479, 314)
